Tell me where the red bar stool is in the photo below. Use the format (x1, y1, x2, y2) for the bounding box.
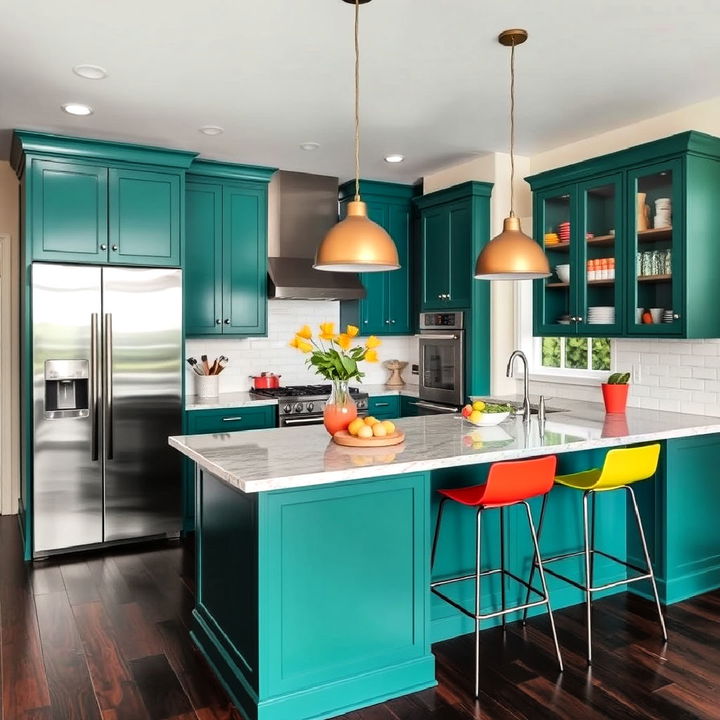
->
(430, 455, 563, 697)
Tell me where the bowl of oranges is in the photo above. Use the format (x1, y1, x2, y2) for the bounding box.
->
(461, 400, 513, 427)
(332, 416, 405, 447)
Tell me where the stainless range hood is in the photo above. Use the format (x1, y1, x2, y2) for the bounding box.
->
(267, 171, 366, 300)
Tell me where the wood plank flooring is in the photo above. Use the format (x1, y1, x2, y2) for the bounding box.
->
(1, 515, 719, 720)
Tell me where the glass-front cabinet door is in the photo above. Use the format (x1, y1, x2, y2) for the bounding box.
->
(576, 174, 623, 335)
(626, 159, 683, 335)
(534, 185, 577, 335)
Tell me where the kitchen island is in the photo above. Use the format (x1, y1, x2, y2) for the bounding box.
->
(169, 403, 720, 720)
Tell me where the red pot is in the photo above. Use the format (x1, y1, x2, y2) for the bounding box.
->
(250, 373, 282, 390)
(601, 383, 629, 414)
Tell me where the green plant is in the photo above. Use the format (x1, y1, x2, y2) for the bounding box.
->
(606, 371, 630, 384)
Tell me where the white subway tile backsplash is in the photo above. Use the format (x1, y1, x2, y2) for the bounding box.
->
(527, 337, 720, 417)
(186, 300, 418, 393)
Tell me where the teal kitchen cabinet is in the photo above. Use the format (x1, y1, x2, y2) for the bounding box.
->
(367, 395, 401, 420)
(415, 182, 493, 311)
(108, 168, 181, 265)
(29, 160, 108, 263)
(339, 181, 414, 335)
(13, 131, 196, 267)
(400, 395, 420, 417)
(183, 404, 277, 531)
(185, 161, 276, 337)
(528, 131, 720, 338)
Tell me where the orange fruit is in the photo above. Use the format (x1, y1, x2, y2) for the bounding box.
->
(347, 418, 365, 436)
(357, 425, 373, 439)
(372, 423, 387, 437)
(380, 420, 395, 435)
(364, 416, 379, 426)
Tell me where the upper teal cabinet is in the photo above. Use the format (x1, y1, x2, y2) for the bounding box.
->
(528, 131, 720, 339)
(30, 160, 108, 263)
(109, 168, 181, 266)
(185, 161, 276, 337)
(12, 131, 196, 267)
(339, 181, 415, 336)
(415, 182, 493, 311)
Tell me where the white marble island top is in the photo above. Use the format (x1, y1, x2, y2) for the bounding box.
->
(169, 399, 720, 493)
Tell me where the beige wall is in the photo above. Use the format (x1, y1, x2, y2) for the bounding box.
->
(0, 161, 20, 514)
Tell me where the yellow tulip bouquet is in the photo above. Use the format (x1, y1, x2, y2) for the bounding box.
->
(289, 322, 381, 383)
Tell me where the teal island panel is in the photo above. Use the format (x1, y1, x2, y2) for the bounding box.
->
(192, 470, 436, 720)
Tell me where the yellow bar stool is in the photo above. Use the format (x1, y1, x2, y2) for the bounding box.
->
(523, 444, 668, 664)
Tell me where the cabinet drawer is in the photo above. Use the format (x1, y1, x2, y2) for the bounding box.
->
(400, 396, 420, 417)
(368, 396, 401, 419)
(186, 405, 276, 434)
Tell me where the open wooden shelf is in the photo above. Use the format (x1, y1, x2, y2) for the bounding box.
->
(546, 227, 671, 253)
(638, 273, 672, 283)
(547, 274, 671, 289)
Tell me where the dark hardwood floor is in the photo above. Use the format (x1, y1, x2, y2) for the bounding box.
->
(2, 514, 719, 720)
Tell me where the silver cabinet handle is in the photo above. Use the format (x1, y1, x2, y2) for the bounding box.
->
(410, 400, 459, 413)
(104, 313, 113, 461)
(215, 319, 222, 325)
(90, 313, 100, 461)
(374, 402, 390, 407)
(111, 245, 118, 251)
(363, 319, 368, 324)
(673, 313, 680, 319)
(385, 319, 391, 324)
(414, 333, 458, 340)
(283, 417, 325, 425)
(390, 319, 396, 324)
(569, 316, 577, 322)
(224, 319, 230, 325)
(100, 244, 107, 251)
(577, 316, 583, 322)
(222, 416, 244, 422)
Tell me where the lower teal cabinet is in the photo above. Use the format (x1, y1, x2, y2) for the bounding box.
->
(108, 167, 181, 266)
(185, 161, 276, 337)
(400, 396, 420, 417)
(340, 181, 414, 335)
(367, 396, 401, 419)
(183, 404, 277, 530)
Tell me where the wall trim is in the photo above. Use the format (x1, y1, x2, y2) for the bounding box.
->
(0, 234, 15, 514)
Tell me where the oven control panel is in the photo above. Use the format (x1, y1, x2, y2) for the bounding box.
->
(419, 311, 464, 330)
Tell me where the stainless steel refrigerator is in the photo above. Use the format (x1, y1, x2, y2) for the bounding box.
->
(31, 263, 182, 556)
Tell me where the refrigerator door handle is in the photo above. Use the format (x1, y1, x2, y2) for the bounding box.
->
(104, 312, 114, 461)
(90, 313, 100, 461)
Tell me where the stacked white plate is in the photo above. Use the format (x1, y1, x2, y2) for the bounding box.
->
(587, 306, 615, 324)
(663, 309, 675, 323)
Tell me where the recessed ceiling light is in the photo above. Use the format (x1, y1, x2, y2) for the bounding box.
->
(199, 125, 224, 136)
(384, 154, 405, 164)
(300, 142, 320, 151)
(61, 102, 93, 116)
(73, 64, 108, 80)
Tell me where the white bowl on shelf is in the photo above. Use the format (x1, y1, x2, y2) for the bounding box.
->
(555, 264, 570, 283)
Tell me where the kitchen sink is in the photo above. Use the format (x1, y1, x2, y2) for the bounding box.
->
(476, 398, 567, 415)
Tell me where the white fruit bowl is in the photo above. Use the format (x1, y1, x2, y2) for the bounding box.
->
(464, 411, 510, 427)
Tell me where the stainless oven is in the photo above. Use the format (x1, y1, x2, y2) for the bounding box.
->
(417, 311, 464, 409)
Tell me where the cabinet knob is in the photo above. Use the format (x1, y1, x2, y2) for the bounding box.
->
(577, 316, 583, 322)
(385, 319, 391, 324)
(391, 319, 396, 324)
(100, 244, 107, 251)
(569, 316, 577, 322)
(363, 320, 368, 324)
(673, 313, 680, 320)
(111, 245, 118, 251)
(224, 318, 230, 325)
(215, 319, 222, 325)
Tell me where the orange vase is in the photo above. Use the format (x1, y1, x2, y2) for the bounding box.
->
(323, 380, 358, 435)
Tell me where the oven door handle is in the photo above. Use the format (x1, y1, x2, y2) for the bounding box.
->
(410, 401, 460, 413)
(283, 417, 326, 425)
(415, 334, 459, 340)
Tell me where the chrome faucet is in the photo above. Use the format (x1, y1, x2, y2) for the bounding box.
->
(506, 350, 531, 422)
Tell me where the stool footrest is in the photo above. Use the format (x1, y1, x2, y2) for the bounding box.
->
(431, 586, 549, 622)
(537, 548, 649, 578)
(541, 563, 652, 593)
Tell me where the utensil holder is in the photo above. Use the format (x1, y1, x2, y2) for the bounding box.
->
(195, 374, 219, 399)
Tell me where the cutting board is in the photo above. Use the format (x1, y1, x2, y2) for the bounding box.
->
(332, 430, 405, 447)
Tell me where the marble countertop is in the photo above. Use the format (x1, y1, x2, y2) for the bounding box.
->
(169, 398, 720, 493)
(185, 384, 419, 410)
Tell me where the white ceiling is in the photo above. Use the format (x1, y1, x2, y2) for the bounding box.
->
(1, 0, 718, 183)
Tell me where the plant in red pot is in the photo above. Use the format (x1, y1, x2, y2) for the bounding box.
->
(601, 371, 630, 413)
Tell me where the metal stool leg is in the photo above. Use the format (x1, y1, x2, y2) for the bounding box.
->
(500, 506, 506, 630)
(583, 490, 593, 664)
(626, 485, 668, 643)
(523, 501, 564, 672)
(590, 492, 597, 590)
(431, 498, 447, 572)
(474, 507, 483, 698)
(522, 493, 548, 625)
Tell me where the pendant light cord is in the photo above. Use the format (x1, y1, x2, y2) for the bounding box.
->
(354, 0, 361, 202)
(509, 38, 516, 217)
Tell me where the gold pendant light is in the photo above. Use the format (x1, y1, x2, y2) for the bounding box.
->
(314, 0, 400, 272)
(474, 29, 550, 280)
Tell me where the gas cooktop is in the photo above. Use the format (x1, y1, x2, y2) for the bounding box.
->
(251, 384, 363, 399)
